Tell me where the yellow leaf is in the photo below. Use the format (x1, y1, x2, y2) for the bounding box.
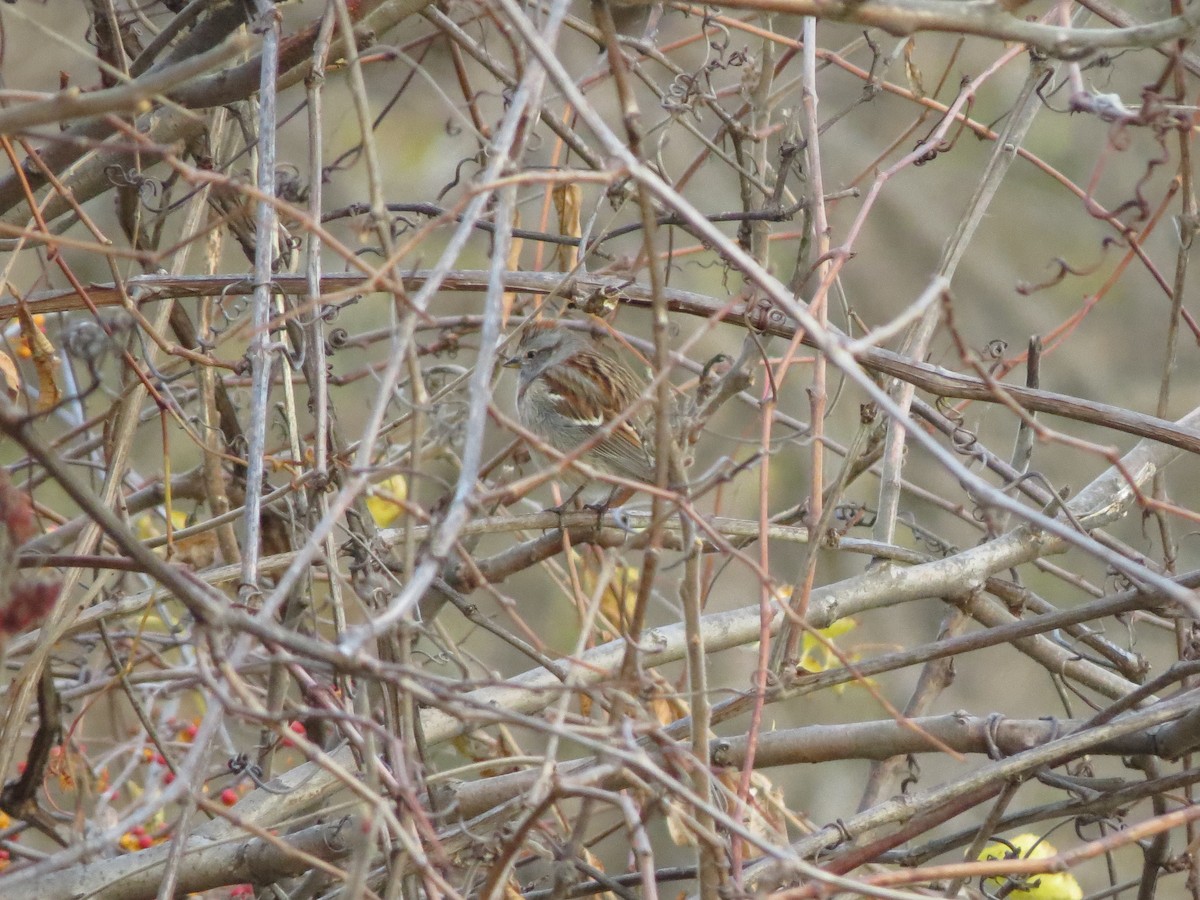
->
(979, 834, 1083, 900)
(136, 510, 188, 544)
(797, 617, 857, 675)
(366, 474, 408, 526)
(135, 515, 162, 542)
(578, 559, 642, 635)
(599, 563, 639, 630)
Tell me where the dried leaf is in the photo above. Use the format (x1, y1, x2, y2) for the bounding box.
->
(579, 849, 618, 900)
(903, 38, 924, 100)
(170, 530, 220, 570)
(646, 670, 688, 726)
(0, 350, 18, 399)
(714, 770, 788, 860)
(17, 306, 59, 412)
(665, 797, 699, 847)
(0, 470, 59, 640)
(553, 183, 582, 272)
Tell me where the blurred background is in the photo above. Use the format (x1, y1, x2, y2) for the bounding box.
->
(1, 0, 1197, 895)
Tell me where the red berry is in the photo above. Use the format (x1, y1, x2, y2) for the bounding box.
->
(220, 788, 238, 806)
(282, 720, 307, 748)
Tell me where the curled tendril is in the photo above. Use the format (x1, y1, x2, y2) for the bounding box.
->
(105, 165, 167, 210)
(900, 515, 959, 557)
(228, 753, 294, 794)
(706, 47, 749, 72)
(1110, 125, 1170, 223)
(1015, 238, 1117, 296)
(417, 330, 463, 359)
(389, 214, 419, 240)
(663, 73, 703, 115)
(437, 153, 483, 202)
(983, 339, 1008, 360)
(913, 139, 952, 166)
(936, 396, 986, 464)
(663, 28, 747, 117)
(326, 328, 350, 351)
(703, 10, 731, 55)
(833, 502, 876, 528)
(206, 281, 252, 340)
(1106, 567, 1134, 594)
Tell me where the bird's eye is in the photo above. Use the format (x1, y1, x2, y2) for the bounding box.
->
(525, 350, 536, 359)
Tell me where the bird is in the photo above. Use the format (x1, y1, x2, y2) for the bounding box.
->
(502, 320, 657, 505)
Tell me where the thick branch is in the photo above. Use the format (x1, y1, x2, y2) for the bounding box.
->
(12, 271, 1200, 457)
(692, 0, 1200, 57)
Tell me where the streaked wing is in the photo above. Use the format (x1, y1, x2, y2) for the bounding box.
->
(539, 350, 656, 481)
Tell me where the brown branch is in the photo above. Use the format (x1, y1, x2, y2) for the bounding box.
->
(12, 270, 1200, 456)
(679, 0, 1200, 57)
(0, 35, 253, 136)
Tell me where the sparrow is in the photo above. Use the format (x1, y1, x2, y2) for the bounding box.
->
(503, 321, 657, 501)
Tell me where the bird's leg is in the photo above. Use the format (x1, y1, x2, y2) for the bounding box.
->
(546, 483, 587, 522)
(583, 485, 637, 529)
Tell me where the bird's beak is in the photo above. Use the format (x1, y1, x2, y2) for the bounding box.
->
(501, 354, 521, 369)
